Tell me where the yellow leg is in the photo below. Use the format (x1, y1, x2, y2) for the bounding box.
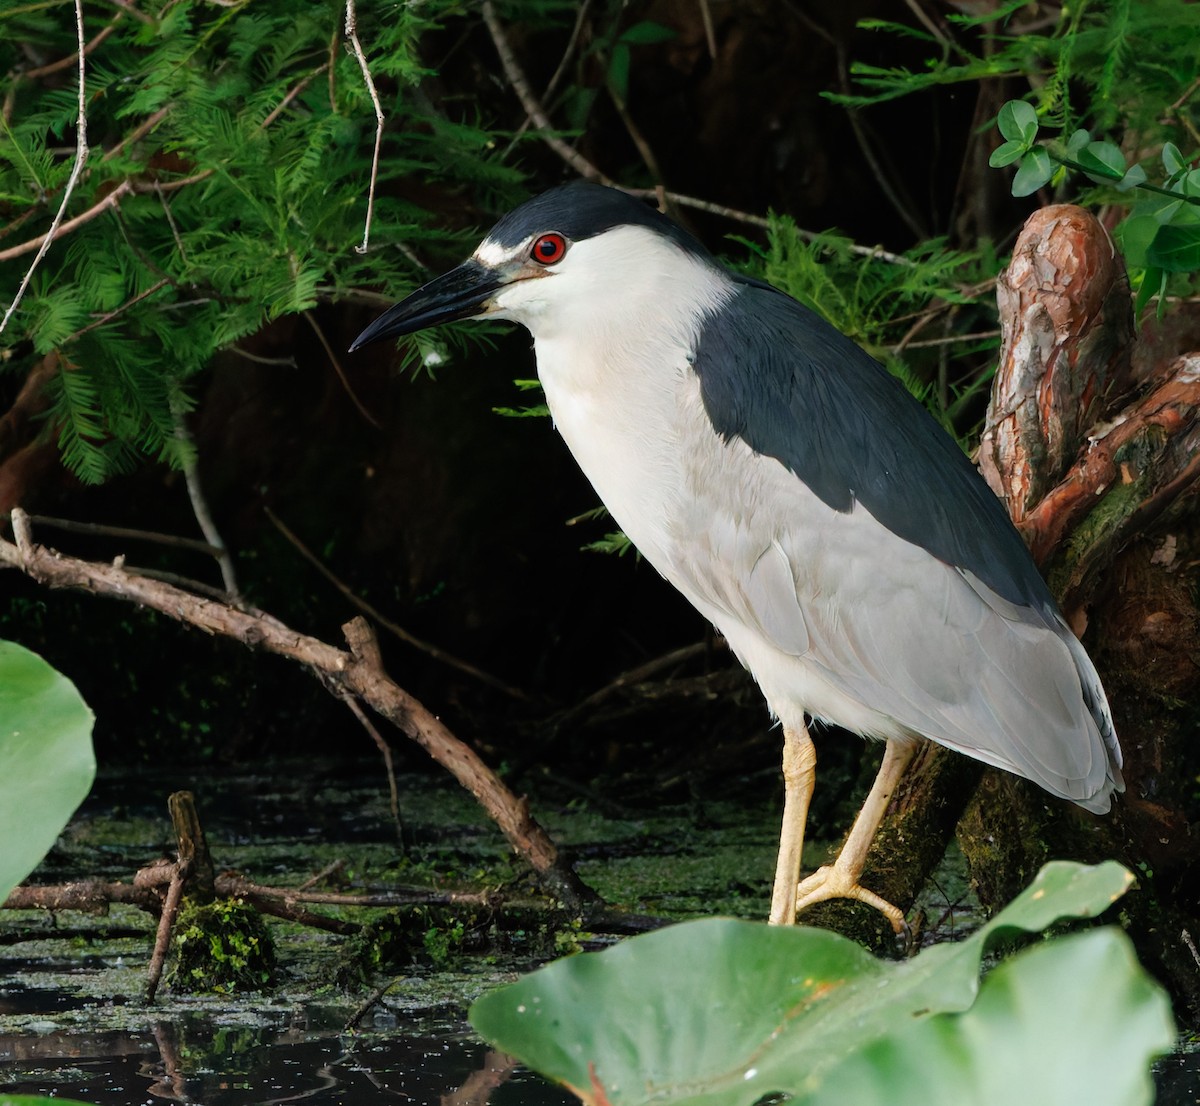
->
(768, 722, 817, 925)
(794, 738, 917, 933)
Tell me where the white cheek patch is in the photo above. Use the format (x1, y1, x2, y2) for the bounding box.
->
(475, 237, 529, 267)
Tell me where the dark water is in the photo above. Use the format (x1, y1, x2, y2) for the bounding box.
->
(4, 761, 1200, 1104)
(0, 1019, 571, 1105)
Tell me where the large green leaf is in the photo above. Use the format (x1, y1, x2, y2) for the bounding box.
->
(805, 928, 1172, 1106)
(470, 862, 1164, 1106)
(0, 642, 96, 901)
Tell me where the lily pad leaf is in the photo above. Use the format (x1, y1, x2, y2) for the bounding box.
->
(0, 641, 96, 901)
(805, 928, 1173, 1106)
(470, 861, 1137, 1106)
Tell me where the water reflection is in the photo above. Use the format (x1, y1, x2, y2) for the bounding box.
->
(0, 1019, 571, 1105)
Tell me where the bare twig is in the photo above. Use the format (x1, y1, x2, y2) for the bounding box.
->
(261, 62, 329, 130)
(605, 76, 667, 189)
(297, 859, 347, 891)
(22, 513, 223, 557)
(344, 0, 384, 253)
(303, 309, 382, 429)
(0, 180, 132, 265)
(481, 0, 609, 183)
(265, 506, 531, 702)
(101, 0, 154, 24)
(102, 104, 172, 163)
(21, 9, 124, 80)
(145, 861, 187, 1003)
(65, 277, 170, 341)
(173, 408, 241, 600)
(0, 0, 89, 334)
(343, 694, 404, 842)
(1, 510, 590, 908)
(698, 0, 717, 58)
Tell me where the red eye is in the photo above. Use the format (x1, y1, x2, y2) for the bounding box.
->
(531, 232, 567, 265)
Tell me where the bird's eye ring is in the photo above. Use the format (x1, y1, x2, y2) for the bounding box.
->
(530, 233, 568, 266)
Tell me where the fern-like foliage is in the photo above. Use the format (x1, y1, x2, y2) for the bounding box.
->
(833, 0, 1200, 144)
(0, 0, 527, 482)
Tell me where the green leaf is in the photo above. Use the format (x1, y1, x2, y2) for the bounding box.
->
(1116, 211, 1167, 267)
(1162, 141, 1187, 179)
(1118, 163, 1147, 191)
(1146, 222, 1200, 272)
(1133, 265, 1167, 318)
(805, 930, 1173, 1106)
(1011, 147, 1053, 196)
(996, 100, 1038, 144)
(0, 642, 96, 901)
(608, 42, 631, 102)
(619, 21, 677, 45)
(988, 139, 1026, 168)
(1066, 129, 1091, 155)
(470, 862, 1146, 1106)
(1076, 140, 1128, 181)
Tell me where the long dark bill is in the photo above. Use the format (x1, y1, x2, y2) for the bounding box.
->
(349, 259, 505, 351)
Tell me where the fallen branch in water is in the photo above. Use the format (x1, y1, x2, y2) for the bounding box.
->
(0, 507, 592, 909)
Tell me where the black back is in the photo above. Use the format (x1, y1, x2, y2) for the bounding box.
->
(693, 278, 1057, 615)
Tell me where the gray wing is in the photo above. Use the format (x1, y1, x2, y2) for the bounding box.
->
(673, 459, 1122, 813)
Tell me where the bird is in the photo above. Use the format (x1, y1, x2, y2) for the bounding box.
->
(350, 181, 1124, 929)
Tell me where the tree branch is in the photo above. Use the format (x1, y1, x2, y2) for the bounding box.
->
(0, 509, 591, 908)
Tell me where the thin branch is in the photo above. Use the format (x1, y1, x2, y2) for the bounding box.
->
(1, 509, 591, 909)
(173, 407, 241, 600)
(542, 0, 592, 106)
(100, 0, 154, 24)
(893, 328, 1000, 352)
(344, 0, 383, 253)
(144, 860, 187, 1003)
(0, 0, 89, 335)
(697, 0, 717, 58)
(343, 693, 404, 843)
(102, 104, 172, 163)
(481, 0, 609, 183)
(21, 9, 124, 80)
(0, 180, 131, 265)
(605, 76, 667, 189)
(21, 513, 224, 557)
(303, 309, 383, 429)
(265, 506, 531, 702)
(261, 62, 329, 130)
(65, 277, 170, 341)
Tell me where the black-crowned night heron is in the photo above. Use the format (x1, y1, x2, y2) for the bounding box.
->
(351, 181, 1124, 929)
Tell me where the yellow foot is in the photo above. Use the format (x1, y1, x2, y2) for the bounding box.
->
(794, 864, 908, 935)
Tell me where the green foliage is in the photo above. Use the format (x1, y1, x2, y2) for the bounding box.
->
(744, 219, 999, 435)
(0, 640, 95, 902)
(469, 861, 1174, 1106)
(837, 0, 1199, 135)
(989, 102, 1200, 316)
(332, 905, 480, 988)
(0, 0, 525, 481)
(169, 897, 276, 993)
(836, 0, 1200, 314)
(0, 1097, 98, 1106)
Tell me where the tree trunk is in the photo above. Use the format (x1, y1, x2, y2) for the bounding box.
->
(872, 206, 1200, 1009)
